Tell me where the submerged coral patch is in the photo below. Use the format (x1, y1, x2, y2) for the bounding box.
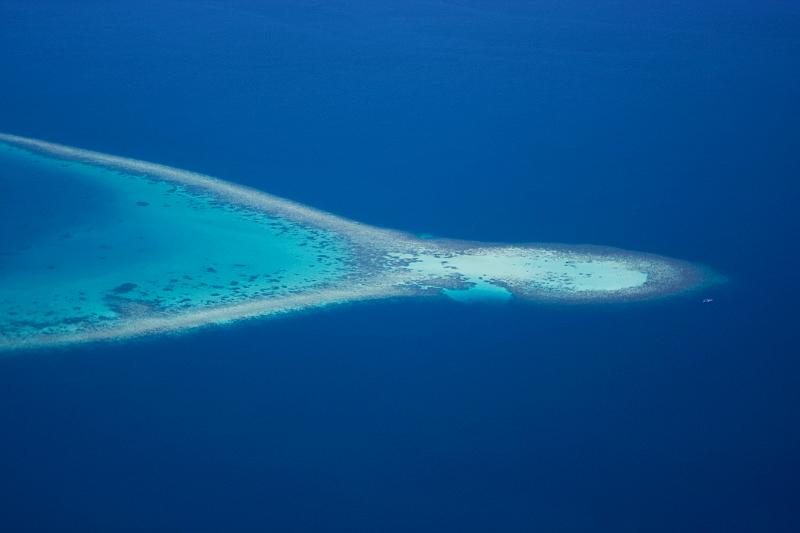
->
(0, 133, 709, 351)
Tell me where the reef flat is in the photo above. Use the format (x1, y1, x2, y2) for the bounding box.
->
(0, 134, 707, 351)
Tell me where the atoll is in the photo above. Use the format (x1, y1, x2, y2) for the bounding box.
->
(0, 133, 708, 351)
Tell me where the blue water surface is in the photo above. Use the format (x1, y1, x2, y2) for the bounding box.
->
(0, 1, 798, 531)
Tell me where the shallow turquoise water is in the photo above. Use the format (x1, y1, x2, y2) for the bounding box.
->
(0, 137, 702, 347)
(443, 279, 513, 303)
(0, 143, 351, 342)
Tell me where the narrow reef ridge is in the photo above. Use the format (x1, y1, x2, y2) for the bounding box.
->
(0, 133, 712, 351)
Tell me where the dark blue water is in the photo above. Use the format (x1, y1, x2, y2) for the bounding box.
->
(1, 1, 798, 531)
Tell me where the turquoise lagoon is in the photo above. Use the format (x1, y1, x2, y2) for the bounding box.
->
(0, 134, 706, 350)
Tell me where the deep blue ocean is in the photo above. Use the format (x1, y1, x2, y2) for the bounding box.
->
(1, 1, 798, 531)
